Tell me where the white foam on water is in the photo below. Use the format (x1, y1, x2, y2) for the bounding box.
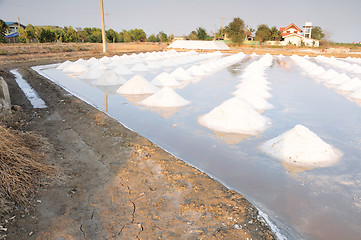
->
(139, 87, 190, 107)
(198, 98, 270, 135)
(260, 125, 342, 167)
(116, 75, 158, 95)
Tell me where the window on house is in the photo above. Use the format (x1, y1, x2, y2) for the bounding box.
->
(287, 31, 290, 33)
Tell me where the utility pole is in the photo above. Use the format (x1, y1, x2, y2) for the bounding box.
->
(100, 0, 107, 53)
(221, 17, 225, 38)
(214, 24, 217, 40)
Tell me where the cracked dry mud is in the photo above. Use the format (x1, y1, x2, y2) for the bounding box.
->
(0, 53, 276, 239)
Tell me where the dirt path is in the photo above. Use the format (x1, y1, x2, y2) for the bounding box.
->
(0, 49, 276, 239)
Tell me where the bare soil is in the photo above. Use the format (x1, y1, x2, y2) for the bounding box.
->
(0, 43, 290, 240)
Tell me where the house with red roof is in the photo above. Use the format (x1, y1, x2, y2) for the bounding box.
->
(280, 23, 303, 38)
(275, 22, 319, 47)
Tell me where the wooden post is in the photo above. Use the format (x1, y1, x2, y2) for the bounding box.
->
(104, 93, 108, 112)
(100, 0, 107, 53)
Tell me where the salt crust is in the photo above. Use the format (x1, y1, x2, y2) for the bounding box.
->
(260, 125, 342, 167)
(139, 87, 190, 107)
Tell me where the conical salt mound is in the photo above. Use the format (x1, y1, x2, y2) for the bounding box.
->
(56, 60, 72, 70)
(349, 89, 361, 99)
(78, 67, 105, 80)
(235, 92, 273, 111)
(151, 72, 181, 87)
(198, 98, 270, 135)
(116, 75, 158, 95)
(93, 71, 126, 86)
(139, 87, 190, 107)
(327, 73, 350, 85)
(187, 66, 206, 76)
(113, 64, 133, 75)
(131, 63, 149, 72)
(63, 63, 87, 73)
(320, 69, 339, 80)
(171, 67, 193, 81)
(260, 125, 342, 167)
(337, 78, 361, 91)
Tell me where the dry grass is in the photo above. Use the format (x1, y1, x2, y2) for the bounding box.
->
(0, 125, 55, 205)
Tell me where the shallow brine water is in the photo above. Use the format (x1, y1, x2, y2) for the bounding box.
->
(34, 54, 361, 240)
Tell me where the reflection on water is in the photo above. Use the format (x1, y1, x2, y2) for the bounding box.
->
(280, 161, 316, 174)
(213, 131, 251, 145)
(141, 106, 183, 118)
(35, 56, 361, 240)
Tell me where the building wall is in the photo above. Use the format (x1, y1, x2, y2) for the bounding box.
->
(283, 27, 301, 35)
(267, 37, 319, 47)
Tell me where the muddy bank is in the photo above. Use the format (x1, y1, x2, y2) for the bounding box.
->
(0, 54, 276, 238)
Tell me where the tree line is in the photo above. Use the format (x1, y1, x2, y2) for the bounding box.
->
(14, 24, 173, 43)
(0, 18, 325, 44)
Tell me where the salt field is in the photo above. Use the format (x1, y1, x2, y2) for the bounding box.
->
(33, 51, 361, 240)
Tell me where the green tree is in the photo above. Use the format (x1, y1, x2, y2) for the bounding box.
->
(270, 26, 281, 41)
(196, 27, 208, 40)
(157, 31, 168, 42)
(187, 30, 198, 40)
(122, 30, 131, 42)
(147, 34, 159, 42)
(128, 29, 146, 42)
(224, 17, 246, 44)
(0, 19, 9, 43)
(255, 24, 271, 42)
(106, 28, 119, 43)
(76, 28, 88, 43)
(311, 26, 325, 40)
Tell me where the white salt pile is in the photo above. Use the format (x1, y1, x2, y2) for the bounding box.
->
(170, 67, 193, 81)
(320, 69, 339, 80)
(56, 60, 72, 70)
(168, 40, 229, 50)
(349, 89, 361, 99)
(131, 63, 149, 72)
(235, 90, 273, 111)
(187, 66, 206, 76)
(63, 62, 87, 73)
(139, 87, 190, 107)
(78, 67, 105, 80)
(151, 72, 181, 87)
(337, 77, 361, 91)
(327, 73, 350, 85)
(92, 71, 126, 86)
(113, 64, 133, 75)
(198, 98, 270, 135)
(260, 125, 342, 167)
(116, 75, 158, 95)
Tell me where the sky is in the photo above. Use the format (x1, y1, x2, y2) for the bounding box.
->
(0, 0, 360, 43)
